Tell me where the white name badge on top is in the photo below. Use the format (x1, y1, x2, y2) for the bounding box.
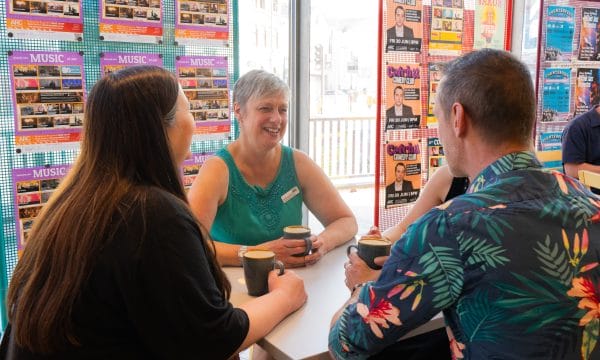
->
(281, 186, 300, 203)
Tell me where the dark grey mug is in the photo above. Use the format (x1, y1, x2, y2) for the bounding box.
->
(242, 250, 285, 296)
(347, 236, 391, 270)
(283, 225, 312, 257)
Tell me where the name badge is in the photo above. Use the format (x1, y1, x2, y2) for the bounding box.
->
(281, 186, 300, 203)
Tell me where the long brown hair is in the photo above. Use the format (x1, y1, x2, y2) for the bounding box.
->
(6, 65, 230, 353)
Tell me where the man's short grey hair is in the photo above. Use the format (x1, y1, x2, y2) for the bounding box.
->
(438, 49, 535, 146)
(233, 70, 289, 109)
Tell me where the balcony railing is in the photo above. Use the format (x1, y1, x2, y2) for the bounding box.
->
(308, 116, 376, 187)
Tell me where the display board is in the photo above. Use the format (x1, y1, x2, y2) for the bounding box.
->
(376, 0, 512, 230)
(0, 0, 239, 331)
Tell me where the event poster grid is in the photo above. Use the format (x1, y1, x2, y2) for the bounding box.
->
(6, 0, 83, 40)
(9, 50, 85, 153)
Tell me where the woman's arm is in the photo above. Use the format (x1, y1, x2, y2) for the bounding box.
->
(294, 150, 358, 254)
(383, 165, 454, 242)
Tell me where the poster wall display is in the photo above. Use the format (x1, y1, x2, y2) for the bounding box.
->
(574, 68, 600, 116)
(429, 0, 464, 55)
(427, 137, 445, 179)
(9, 51, 85, 153)
(541, 67, 571, 122)
(176, 56, 230, 141)
(544, 5, 575, 61)
(6, 0, 83, 40)
(100, 51, 163, 75)
(578, 8, 600, 61)
(385, 0, 423, 53)
(385, 63, 421, 130)
(181, 152, 212, 191)
(384, 140, 421, 208)
(12, 164, 71, 256)
(175, 0, 229, 46)
(99, 0, 163, 44)
(473, 0, 506, 50)
(427, 62, 442, 127)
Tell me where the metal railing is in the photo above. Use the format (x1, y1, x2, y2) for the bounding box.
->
(308, 116, 376, 187)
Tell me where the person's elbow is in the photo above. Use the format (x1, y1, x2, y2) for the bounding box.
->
(564, 162, 582, 178)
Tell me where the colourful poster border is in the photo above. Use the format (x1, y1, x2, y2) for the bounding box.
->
(384, 139, 422, 208)
(99, 0, 163, 43)
(6, 0, 83, 40)
(100, 51, 163, 75)
(174, 0, 229, 46)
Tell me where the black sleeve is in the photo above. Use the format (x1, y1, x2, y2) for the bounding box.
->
(113, 193, 249, 359)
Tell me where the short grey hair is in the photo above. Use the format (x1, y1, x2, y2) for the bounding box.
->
(233, 70, 289, 109)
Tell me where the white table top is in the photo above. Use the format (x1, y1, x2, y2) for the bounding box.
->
(226, 243, 444, 360)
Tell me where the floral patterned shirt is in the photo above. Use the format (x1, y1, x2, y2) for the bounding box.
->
(329, 151, 600, 360)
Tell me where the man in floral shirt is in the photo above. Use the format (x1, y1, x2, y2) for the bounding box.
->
(329, 49, 600, 359)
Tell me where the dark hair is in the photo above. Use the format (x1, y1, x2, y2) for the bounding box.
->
(438, 49, 535, 146)
(393, 86, 404, 96)
(395, 162, 406, 171)
(395, 5, 405, 15)
(7, 65, 230, 353)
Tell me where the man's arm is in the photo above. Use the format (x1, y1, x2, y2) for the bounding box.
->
(328, 209, 463, 359)
(564, 162, 600, 179)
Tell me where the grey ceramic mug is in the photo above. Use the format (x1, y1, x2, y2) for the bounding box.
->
(283, 225, 312, 257)
(242, 250, 285, 296)
(347, 236, 391, 270)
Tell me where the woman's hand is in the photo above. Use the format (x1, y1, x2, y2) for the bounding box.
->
(262, 238, 318, 268)
(344, 251, 386, 291)
(268, 269, 307, 313)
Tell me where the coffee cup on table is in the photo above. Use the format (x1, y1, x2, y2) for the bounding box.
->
(347, 235, 391, 270)
(283, 225, 312, 257)
(242, 250, 285, 296)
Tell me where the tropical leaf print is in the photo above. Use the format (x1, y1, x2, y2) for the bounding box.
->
(534, 235, 572, 286)
(582, 316, 599, 359)
(495, 272, 580, 334)
(456, 289, 506, 343)
(457, 234, 509, 270)
(418, 244, 463, 309)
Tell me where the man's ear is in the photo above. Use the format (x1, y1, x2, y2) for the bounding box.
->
(452, 102, 467, 138)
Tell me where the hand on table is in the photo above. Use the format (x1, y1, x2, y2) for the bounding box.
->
(268, 269, 307, 313)
(263, 236, 323, 268)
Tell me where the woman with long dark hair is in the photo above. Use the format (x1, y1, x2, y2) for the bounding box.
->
(2, 66, 306, 359)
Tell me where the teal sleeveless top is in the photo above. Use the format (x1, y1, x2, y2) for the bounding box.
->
(210, 145, 303, 246)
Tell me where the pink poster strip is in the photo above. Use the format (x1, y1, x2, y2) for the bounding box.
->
(175, 0, 229, 46)
(100, 52, 163, 75)
(9, 50, 85, 153)
(176, 55, 230, 141)
(13, 164, 71, 256)
(6, 0, 83, 40)
(99, 0, 163, 43)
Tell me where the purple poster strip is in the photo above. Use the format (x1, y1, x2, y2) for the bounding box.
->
(13, 164, 72, 254)
(9, 50, 85, 152)
(100, 52, 164, 75)
(176, 56, 230, 141)
(181, 152, 213, 190)
(174, 0, 229, 46)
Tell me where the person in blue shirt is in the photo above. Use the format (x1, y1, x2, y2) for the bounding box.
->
(330, 49, 600, 359)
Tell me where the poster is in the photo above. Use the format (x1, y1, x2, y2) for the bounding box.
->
(429, 0, 463, 55)
(385, 63, 421, 130)
(538, 131, 562, 151)
(428, 137, 445, 178)
(176, 56, 230, 141)
(181, 152, 212, 191)
(541, 68, 571, 122)
(427, 63, 442, 126)
(175, 0, 229, 46)
(99, 0, 163, 43)
(385, 0, 423, 53)
(100, 52, 163, 75)
(574, 68, 600, 116)
(9, 51, 85, 153)
(544, 5, 575, 61)
(473, 0, 506, 50)
(578, 8, 600, 61)
(6, 0, 83, 40)
(384, 140, 421, 208)
(13, 164, 71, 256)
